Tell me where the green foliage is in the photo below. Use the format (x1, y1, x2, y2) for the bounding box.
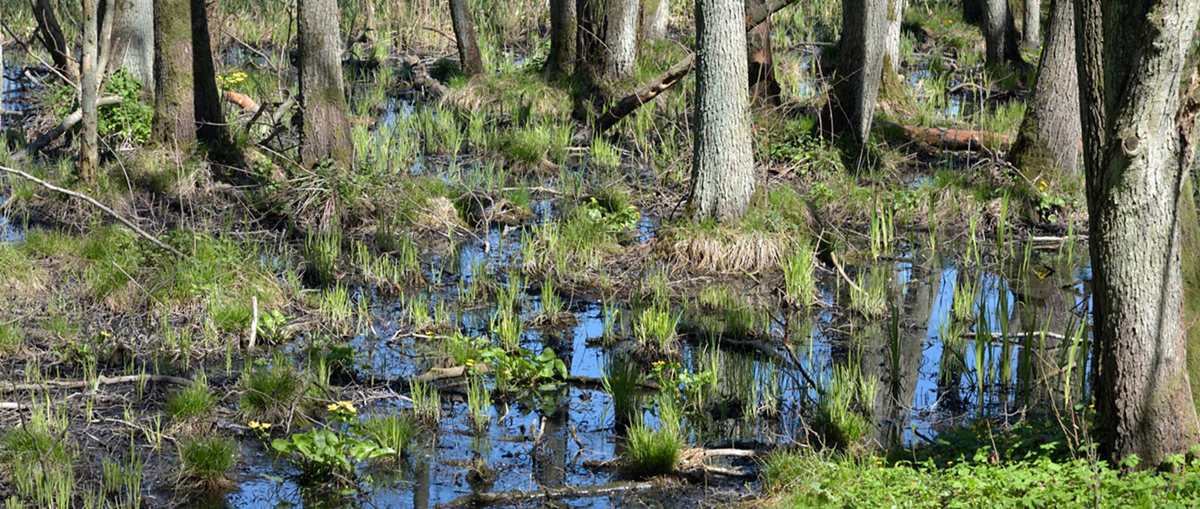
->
(635, 303, 679, 354)
(359, 413, 419, 458)
(622, 398, 684, 479)
(486, 346, 569, 393)
(240, 354, 307, 422)
(761, 115, 842, 173)
(603, 355, 643, 423)
(180, 436, 238, 483)
(814, 362, 878, 450)
(579, 195, 641, 233)
(100, 69, 154, 143)
(272, 412, 395, 487)
(783, 245, 817, 306)
(165, 378, 215, 423)
(762, 445, 1200, 509)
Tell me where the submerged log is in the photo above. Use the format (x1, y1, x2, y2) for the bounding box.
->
(434, 480, 667, 508)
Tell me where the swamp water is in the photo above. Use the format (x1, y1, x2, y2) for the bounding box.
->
(187, 226, 1091, 509)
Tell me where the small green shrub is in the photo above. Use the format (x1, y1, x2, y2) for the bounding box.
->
(240, 355, 306, 422)
(165, 378, 215, 423)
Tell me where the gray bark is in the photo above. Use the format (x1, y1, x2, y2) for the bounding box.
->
(1008, 0, 1079, 177)
(298, 0, 353, 167)
(153, 0, 196, 145)
(605, 0, 640, 80)
(1021, 0, 1040, 51)
(981, 0, 1023, 66)
(1076, 0, 1200, 468)
(883, 0, 906, 74)
(449, 0, 484, 76)
(690, 0, 755, 222)
(81, 0, 99, 185)
(827, 0, 888, 143)
(642, 0, 669, 40)
(111, 0, 154, 90)
(546, 0, 576, 79)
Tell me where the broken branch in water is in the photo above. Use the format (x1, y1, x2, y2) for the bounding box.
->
(0, 374, 192, 393)
(0, 164, 186, 258)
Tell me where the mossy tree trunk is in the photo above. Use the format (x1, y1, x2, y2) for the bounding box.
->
(878, 0, 907, 110)
(1076, 0, 1200, 468)
(297, 0, 353, 168)
(827, 0, 888, 144)
(689, 0, 755, 222)
(80, 0, 99, 185)
(1021, 0, 1039, 51)
(153, 0, 195, 146)
(576, 0, 639, 99)
(111, 0, 154, 91)
(449, 0, 484, 76)
(1008, 0, 1078, 179)
(746, 0, 780, 106)
(981, 0, 1024, 66)
(546, 0, 576, 80)
(641, 0, 668, 40)
(1181, 179, 1200, 416)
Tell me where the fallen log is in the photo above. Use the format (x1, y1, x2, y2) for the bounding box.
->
(224, 90, 260, 113)
(434, 480, 666, 509)
(11, 95, 122, 161)
(881, 121, 1012, 152)
(1, 374, 192, 393)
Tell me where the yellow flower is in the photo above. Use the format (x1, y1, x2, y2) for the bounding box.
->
(100, 331, 111, 338)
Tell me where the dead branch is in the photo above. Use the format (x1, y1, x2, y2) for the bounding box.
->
(1, 374, 192, 393)
(0, 164, 186, 258)
(434, 480, 666, 509)
(12, 95, 122, 160)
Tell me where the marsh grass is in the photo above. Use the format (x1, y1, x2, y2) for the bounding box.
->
(783, 245, 818, 307)
(179, 436, 238, 488)
(240, 354, 307, 422)
(603, 355, 643, 425)
(814, 362, 879, 451)
(304, 228, 343, 287)
(622, 398, 684, 479)
(849, 268, 888, 318)
(465, 376, 492, 433)
(635, 304, 680, 355)
(165, 377, 215, 424)
(410, 378, 442, 426)
(360, 413, 419, 458)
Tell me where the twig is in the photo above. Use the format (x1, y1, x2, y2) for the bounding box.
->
(0, 164, 185, 258)
(830, 251, 863, 294)
(248, 295, 259, 352)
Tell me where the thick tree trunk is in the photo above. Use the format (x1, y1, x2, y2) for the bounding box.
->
(191, 0, 226, 148)
(605, 0, 640, 80)
(981, 0, 1023, 66)
(297, 0, 353, 168)
(746, 0, 780, 106)
(153, 0, 196, 145)
(32, 0, 78, 80)
(827, 0, 888, 143)
(1077, 0, 1200, 468)
(689, 0, 754, 222)
(963, 0, 983, 24)
(1008, 0, 1078, 178)
(642, 0, 669, 40)
(546, 0, 576, 79)
(110, 0, 154, 92)
(449, 0, 484, 76)
(81, 0, 99, 185)
(1021, 0, 1040, 51)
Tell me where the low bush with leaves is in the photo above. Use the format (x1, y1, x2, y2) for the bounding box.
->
(271, 401, 395, 487)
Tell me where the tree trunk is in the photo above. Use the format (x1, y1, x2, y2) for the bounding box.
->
(363, 0, 377, 42)
(1021, 0, 1040, 51)
(689, 0, 755, 222)
(826, 0, 888, 143)
(1077, 0, 1200, 468)
(153, 0, 195, 145)
(546, 0, 576, 79)
(297, 0, 353, 168)
(449, 0, 484, 76)
(110, 0, 154, 92)
(1008, 0, 1078, 178)
(605, 0, 640, 80)
(81, 0, 99, 185)
(746, 0, 780, 106)
(963, 0, 983, 24)
(32, 0, 79, 80)
(883, 0, 905, 74)
(191, 0, 226, 148)
(642, 0, 669, 40)
(981, 0, 1023, 66)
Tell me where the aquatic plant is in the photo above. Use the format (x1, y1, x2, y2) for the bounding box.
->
(303, 228, 343, 287)
(272, 401, 395, 487)
(465, 376, 492, 433)
(179, 436, 238, 488)
(622, 398, 684, 479)
(603, 355, 643, 424)
(359, 413, 419, 458)
(814, 362, 878, 451)
(783, 245, 818, 306)
(410, 378, 442, 426)
(849, 268, 888, 318)
(240, 354, 307, 422)
(635, 304, 680, 354)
